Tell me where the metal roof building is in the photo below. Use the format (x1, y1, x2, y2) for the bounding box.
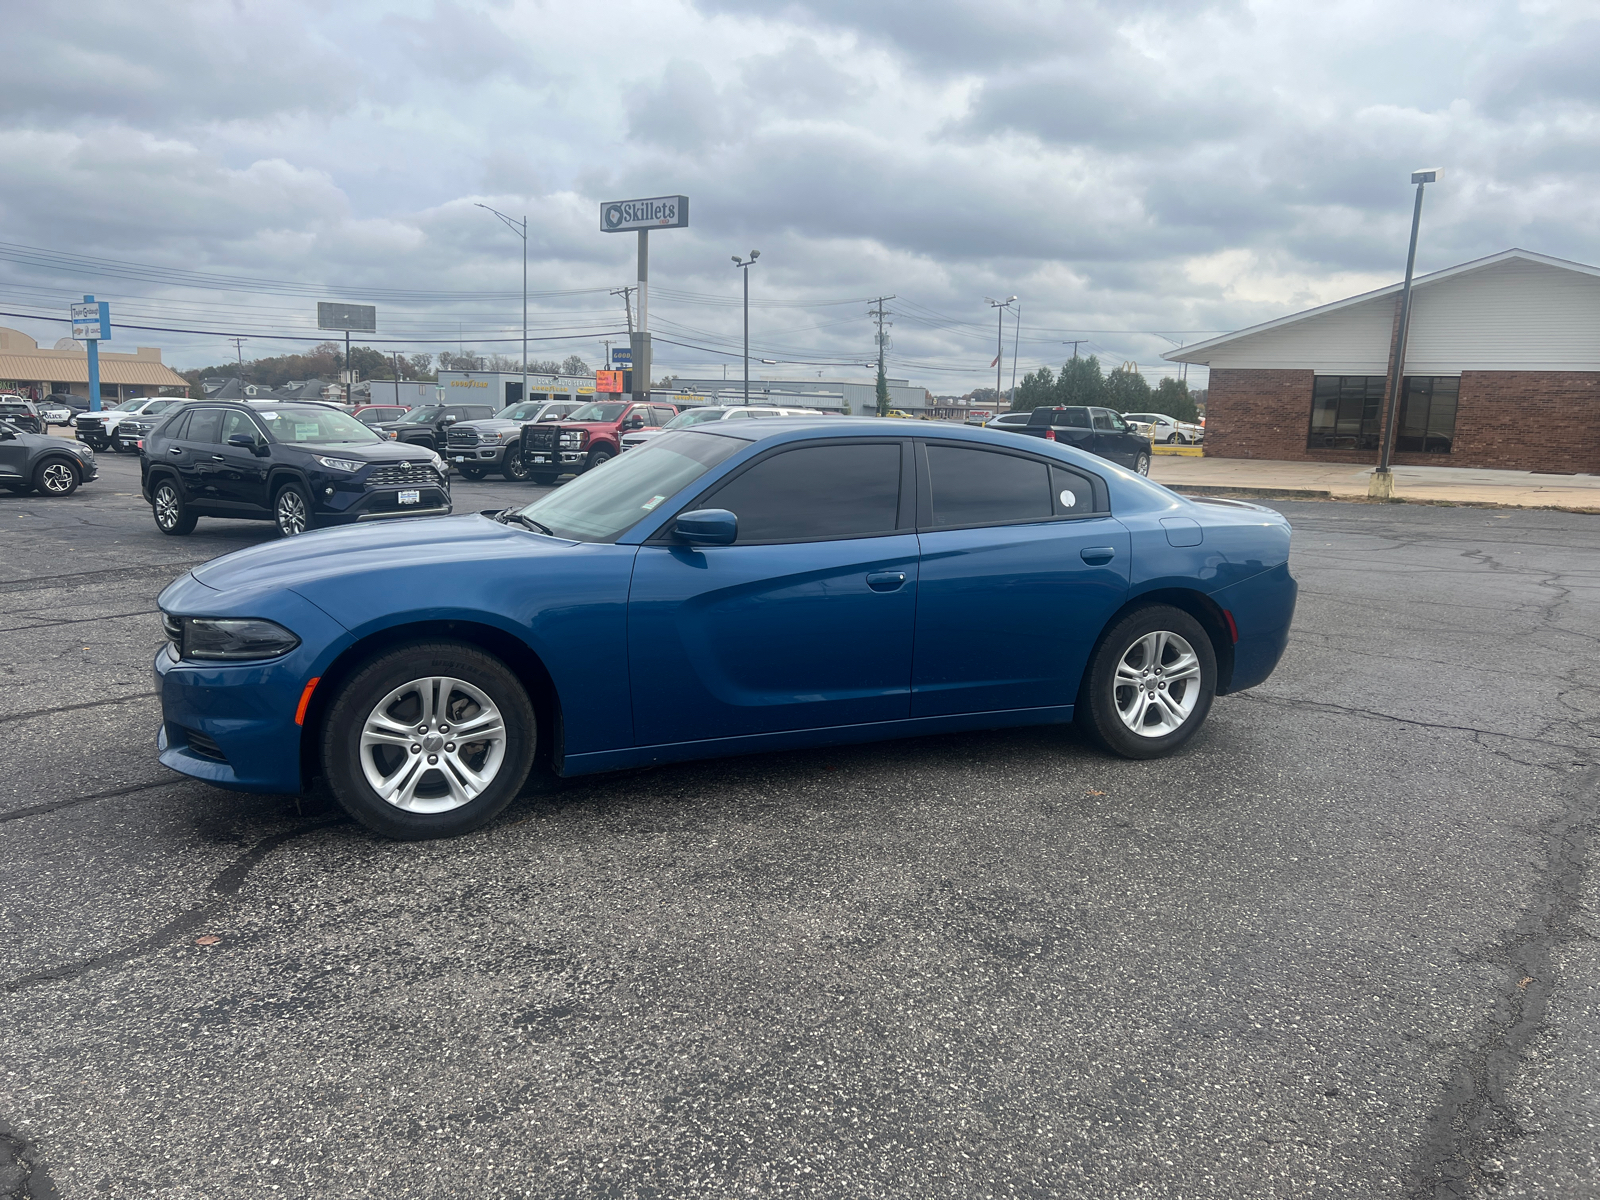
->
(0, 327, 191, 402)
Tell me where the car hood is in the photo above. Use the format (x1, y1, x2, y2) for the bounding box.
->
(191, 513, 567, 594)
(452, 418, 521, 434)
(21, 431, 87, 452)
(279, 440, 438, 464)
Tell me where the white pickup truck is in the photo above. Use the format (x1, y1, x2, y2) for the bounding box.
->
(72, 396, 187, 452)
(1122, 411, 1204, 444)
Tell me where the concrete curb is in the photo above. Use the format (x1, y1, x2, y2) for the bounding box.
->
(1165, 483, 1600, 515)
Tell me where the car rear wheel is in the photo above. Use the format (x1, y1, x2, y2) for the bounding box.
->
(1134, 452, 1151, 475)
(1172, 433, 1188, 445)
(1077, 605, 1216, 759)
(151, 478, 197, 534)
(274, 481, 313, 537)
(584, 447, 614, 472)
(501, 448, 530, 481)
(321, 641, 537, 839)
(34, 457, 80, 497)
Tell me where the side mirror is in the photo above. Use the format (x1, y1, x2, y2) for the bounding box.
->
(674, 508, 737, 546)
(442, 414, 458, 425)
(0, 426, 15, 441)
(227, 433, 257, 451)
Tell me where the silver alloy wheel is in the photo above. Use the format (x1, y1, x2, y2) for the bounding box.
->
(358, 676, 508, 813)
(1136, 453, 1151, 476)
(276, 489, 308, 535)
(40, 462, 76, 493)
(154, 484, 181, 528)
(1113, 630, 1202, 737)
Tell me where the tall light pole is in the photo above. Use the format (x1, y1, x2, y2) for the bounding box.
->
(1370, 168, 1441, 500)
(733, 251, 760, 406)
(987, 296, 1016, 409)
(476, 203, 528, 409)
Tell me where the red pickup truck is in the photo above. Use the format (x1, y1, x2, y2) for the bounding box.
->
(518, 399, 679, 485)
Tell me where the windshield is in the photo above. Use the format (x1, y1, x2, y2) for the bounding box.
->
(259, 407, 384, 445)
(515, 431, 742, 542)
(397, 406, 443, 424)
(566, 402, 629, 423)
(496, 403, 544, 420)
(145, 400, 178, 414)
(112, 399, 145, 411)
(663, 408, 728, 428)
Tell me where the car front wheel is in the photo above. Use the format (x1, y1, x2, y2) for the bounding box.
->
(321, 641, 537, 839)
(151, 478, 197, 534)
(501, 448, 530, 481)
(1078, 605, 1216, 759)
(584, 447, 614, 472)
(274, 481, 313, 536)
(1134, 452, 1151, 475)
(34, 457, 80, 497)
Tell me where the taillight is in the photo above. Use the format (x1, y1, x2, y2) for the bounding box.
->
(1044, 429, 1056, 441)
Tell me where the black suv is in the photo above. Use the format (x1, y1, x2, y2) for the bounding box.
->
(999, 406, 1154, 475)
(370, 403, 496, 453)
(0, 398, 43, 434)
(140, 402, 451, 537)
(0, 419, 98, 496)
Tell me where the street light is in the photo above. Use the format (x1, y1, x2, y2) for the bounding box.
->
(476, 202, 528, 410)
(1370, 168, 1442, 499)
(987, 296, 1017, 410)
(733, 251, 759, 404)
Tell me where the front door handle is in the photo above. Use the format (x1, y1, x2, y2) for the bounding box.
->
(865, 570, 908, 592)
(167, 446, 183, 456)
(1080, 546, 1116, 565)
(211, 454, 226, 461)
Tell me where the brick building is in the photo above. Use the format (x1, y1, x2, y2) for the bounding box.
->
(1162, 249, 1600, 473)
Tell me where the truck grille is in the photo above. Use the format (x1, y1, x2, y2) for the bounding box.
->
(521, 424, 557, 453)
(446, 428, 480, 448)
(77, 418, 104, 433)
(367, 461, 446, 488)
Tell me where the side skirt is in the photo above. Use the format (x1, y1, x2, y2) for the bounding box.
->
(559, 704, 1076, 777)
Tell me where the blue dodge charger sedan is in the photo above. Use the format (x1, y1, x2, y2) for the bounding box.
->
(155, 419, 1296, 839)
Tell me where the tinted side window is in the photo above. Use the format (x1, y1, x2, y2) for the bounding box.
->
(653, 407, 676, 425)
(703, 443, 902, 542)
(1057, 408, 1092, 429)
(220, 411, 262, 444)
(1051, 466, 1102, 516)
(926, 445, 1052, 528)
(163, 411, 192, 441)
(1091, 409, 1114, 432)
(186, 409, 224, 443)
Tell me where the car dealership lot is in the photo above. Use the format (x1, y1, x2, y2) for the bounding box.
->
(2, 452, 1598, 1199)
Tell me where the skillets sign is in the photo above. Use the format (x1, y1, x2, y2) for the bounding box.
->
(601, 195, 689, 232)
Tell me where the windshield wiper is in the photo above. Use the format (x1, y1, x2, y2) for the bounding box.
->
(494, 507, 554, 536)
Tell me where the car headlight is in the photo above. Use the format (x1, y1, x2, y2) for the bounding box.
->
(498, 430, 517, 442)
(388, 430, 399, 439)
(161, 614, 301, 661)
(76, 444, 95, 457)
(315, 455, 364, 472)
(559, 430, 588, 449)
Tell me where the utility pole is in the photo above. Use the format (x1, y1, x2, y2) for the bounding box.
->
(229, 338, 247, 384)
(988, 296, 1016, 409)
(610, 286, 636, 334)
(476, 203, 528, 405)
(1010, 302, 1021, 402)
(733, 252, 760, 405)
(867, 295, 895, 416)
(1064, 340, 1085, 361)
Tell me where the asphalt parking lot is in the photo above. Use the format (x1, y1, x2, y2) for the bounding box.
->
(2, 450, 1597, 1199)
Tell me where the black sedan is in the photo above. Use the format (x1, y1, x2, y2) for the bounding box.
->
(0, 419, 99, 496)
(140, 402, 450, 537)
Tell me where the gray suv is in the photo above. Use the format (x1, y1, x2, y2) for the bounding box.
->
(0, 419, 99, 496)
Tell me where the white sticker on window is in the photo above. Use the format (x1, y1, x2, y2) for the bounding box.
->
(640, 494, 667, 511)
(1059, 489, 1077, 508)
(295, 424, 319, 439)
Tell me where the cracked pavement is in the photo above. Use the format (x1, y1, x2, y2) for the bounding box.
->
(1, 456, 1598, 1199)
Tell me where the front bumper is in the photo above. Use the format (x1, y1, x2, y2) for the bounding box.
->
(447, 441, 512, 466)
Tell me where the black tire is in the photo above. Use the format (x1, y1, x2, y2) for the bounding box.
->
(151, 477, 197, 534)
(1172, 433, 1187, 445)
(320, 641, 537, 839)
(529, 472, 559, 486)
(501, 448, 530, 481)
(1134, 452, 1151, 476)
(584, 447, 614, 472)
(459, 465, 488, 480)
(1077, 605, 1216, 760)
(274, 480, 314, 537)
(33, 457, 80, 497)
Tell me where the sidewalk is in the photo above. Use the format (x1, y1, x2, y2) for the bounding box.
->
(1150, 455, 1600, 513)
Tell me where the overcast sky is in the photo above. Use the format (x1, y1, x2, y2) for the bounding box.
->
(2, 0, 1597, 392)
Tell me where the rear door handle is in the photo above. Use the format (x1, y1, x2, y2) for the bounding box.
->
(866, 571, 908, 592)
(211, 454, 226, 461)
(1080, 546, 1115, 564)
